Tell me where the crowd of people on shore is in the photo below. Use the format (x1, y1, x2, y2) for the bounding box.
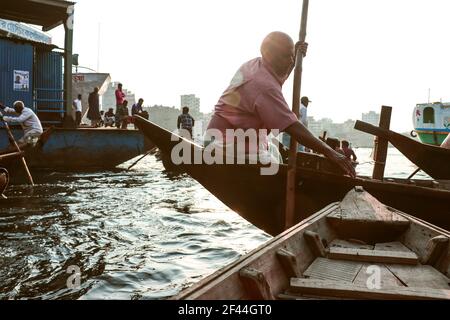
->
(72, 83, 197, 139)
(72, 83, 149, 130)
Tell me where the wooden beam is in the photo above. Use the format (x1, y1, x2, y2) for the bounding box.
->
(63, 11, 73, 126)
(285, 0, 310, 230)
(328, 247, 418, 265)
(304, 231, 329, 257)
(276, 248, 302, 278)
(239, 268, 275, 300)
(372, 106, 392, 180)
(290, 278, 450, 300)
(0, 151, 23, 161)
(420, 235, 449, 266)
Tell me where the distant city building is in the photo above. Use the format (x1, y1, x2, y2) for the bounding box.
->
(306, 116, 376, 147)
(181, 94, 200, 115)
(145, 105, 180, 132)
(102, 81, 136, 110)
(145, 104, 211, 144)
(362, 111, 380, 126)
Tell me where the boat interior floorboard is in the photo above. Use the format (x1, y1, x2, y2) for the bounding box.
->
(283, 238, 450, 300)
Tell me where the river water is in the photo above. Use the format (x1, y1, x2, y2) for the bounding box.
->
(0, 148, 429, 299)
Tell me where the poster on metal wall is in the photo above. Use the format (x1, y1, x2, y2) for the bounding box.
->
(13, 70, 30, 92)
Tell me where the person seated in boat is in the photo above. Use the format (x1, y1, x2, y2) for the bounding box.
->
(178, 107, 195, 139)
(341, 140, 357, 161)
(441, 134, 450, 149)
(205, 31, 355, 177)
(0, 100, 43, 150)
(326, 137, 345, 155)
(104, 108, 115, 127)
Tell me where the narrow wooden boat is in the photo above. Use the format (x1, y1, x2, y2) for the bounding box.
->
(0, 151, 22, 197)
(355, 120, 450, 180)
(0, 168, 9, 198)
(174, 188, 450, 300)
(0, 127, 155, 170)
(134, 117, 450, 234)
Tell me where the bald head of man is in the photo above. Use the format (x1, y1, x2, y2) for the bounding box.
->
(260, 31, 296, 80)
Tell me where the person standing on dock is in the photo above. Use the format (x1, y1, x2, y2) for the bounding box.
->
(87, 87, 101, 127)
(206, 31, 355, 177)
(117, 100, 130, 130)
(131, 98, 149, 129)
(115, 83, 125, 126)
(132, 98, 144, 116)
(177, 107, 195, 139)
(0, 101, 43, 149)
(72, 94, 83, 127)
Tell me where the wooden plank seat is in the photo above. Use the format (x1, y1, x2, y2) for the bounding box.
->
(328, 247, 419, 265)
(289, 278, 450, 300)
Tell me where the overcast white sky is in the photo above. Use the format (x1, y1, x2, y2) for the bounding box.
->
(48, 0, 450, 132)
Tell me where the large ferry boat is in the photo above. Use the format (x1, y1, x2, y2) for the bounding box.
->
(413, 102, 450, 145)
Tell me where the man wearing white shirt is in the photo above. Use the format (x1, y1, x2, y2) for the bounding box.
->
(72, 94, 83, 127)
(282, 96, 311, 152)
(0, 100, 43, 149)
(300, 96, 310, 127)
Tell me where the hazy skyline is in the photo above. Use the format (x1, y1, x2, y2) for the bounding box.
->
(47, 0, 450, 132)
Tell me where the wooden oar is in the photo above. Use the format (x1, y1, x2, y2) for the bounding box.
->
(127, 147, 157, 171)
(1, 120, 34, 186)
(0, 151, 23, 161)
(407, 168, 421, 180)
(285, 0, 310, 230)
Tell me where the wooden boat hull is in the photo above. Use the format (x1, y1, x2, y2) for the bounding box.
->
(174, 189, 450, 300)
(0, 168, 8, 197)
(355, 120, 450, 180)
(0, 127, 155, 170)
(416, 129, 449, 146)
(135, 117, 450, 235)
(0, 151, 22, 196)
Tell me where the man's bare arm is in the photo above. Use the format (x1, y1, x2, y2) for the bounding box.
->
(284, 121, 356, 177)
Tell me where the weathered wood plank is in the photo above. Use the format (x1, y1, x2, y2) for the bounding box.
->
(385, 264, 450, 290)
(328, 247, 418, 265)
(290, 278, 450, 300)
(304, 258, 363, 283)
(304, 231, 329, 257)
(276, 248, 302, 278)
(372, 106, 392, 180)
(353, 264, 403, 289)
(239, 268, 275, 300)
(374, 242, 412, 253)
(330, 239, 374, 250)
(327, 188, 409, 226)
(420, 236, 449, 265)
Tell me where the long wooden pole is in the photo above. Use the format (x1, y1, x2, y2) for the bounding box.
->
(285, 0, 310, 230)
(2, 121, 34, 186)
(127, 147, 157, 171)
(372, 106, 392, 180)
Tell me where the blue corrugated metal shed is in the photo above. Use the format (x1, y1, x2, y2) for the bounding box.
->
(35, 50, 64, 125)
(0, 38, 33, 109)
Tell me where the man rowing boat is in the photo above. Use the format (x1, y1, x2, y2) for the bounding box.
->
(0, 101, 43, 150)
(206, 31, 355, 177)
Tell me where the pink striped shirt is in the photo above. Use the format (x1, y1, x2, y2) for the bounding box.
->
(207, 57, 298, 151)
